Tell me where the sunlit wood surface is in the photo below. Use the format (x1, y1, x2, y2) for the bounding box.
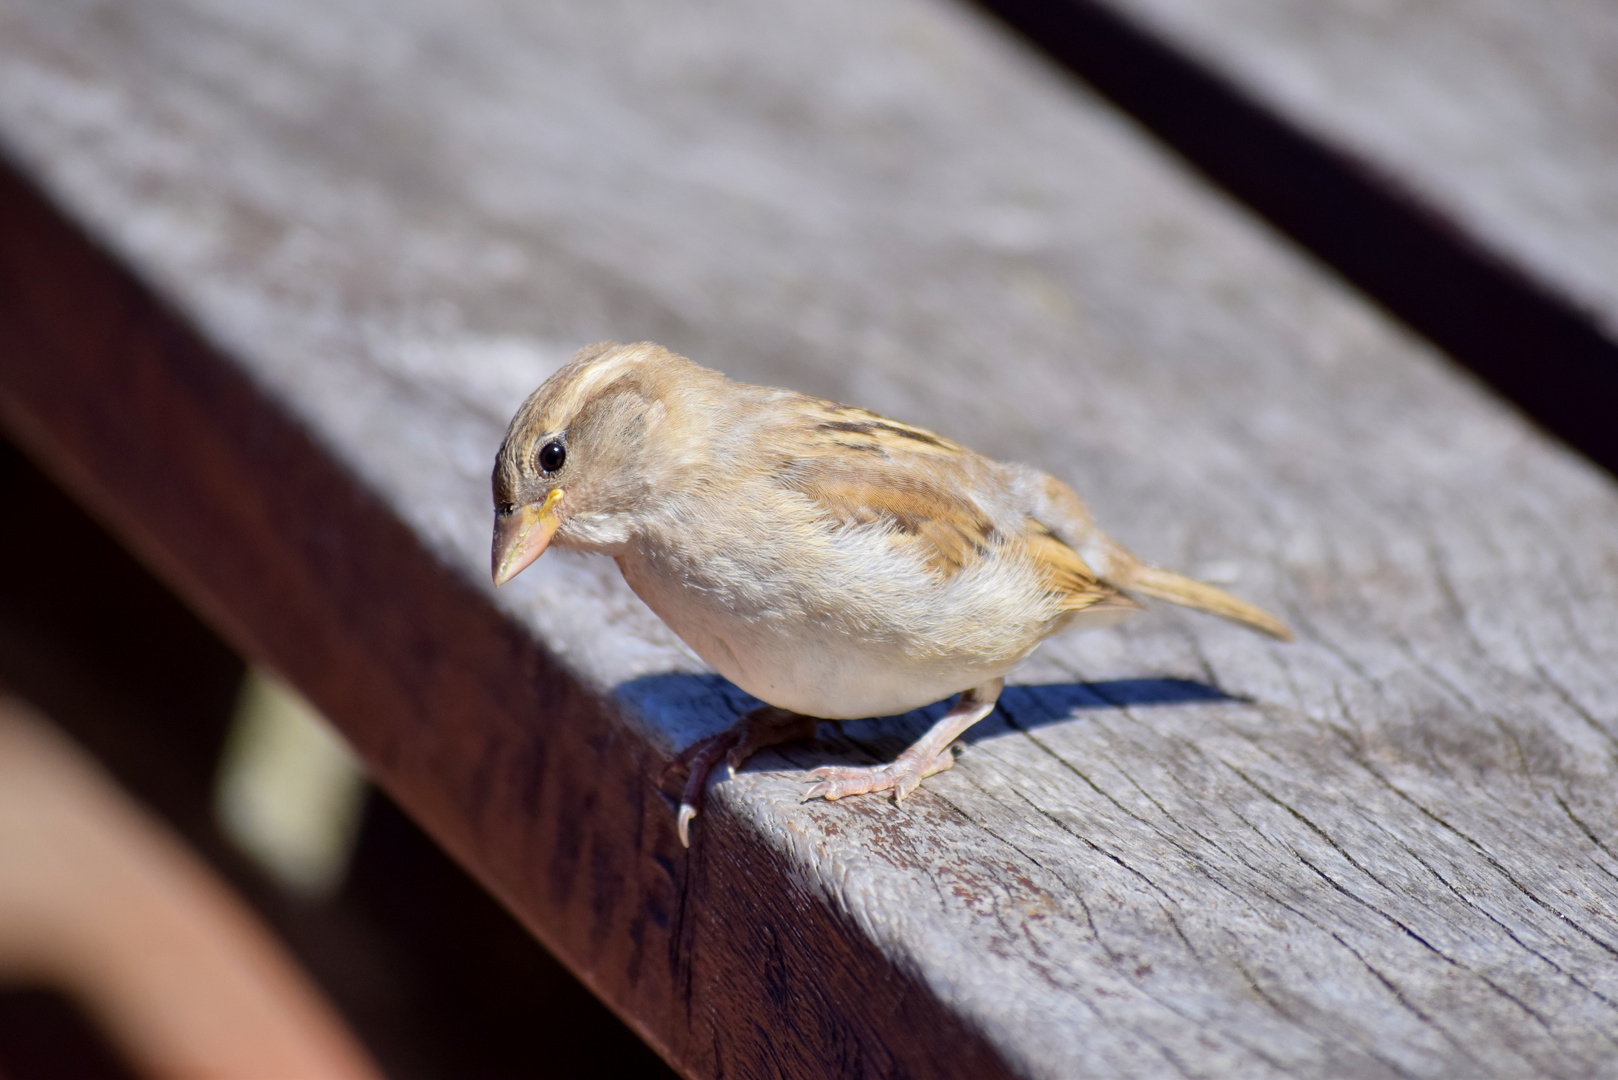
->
(2, 0, 1617, 1076)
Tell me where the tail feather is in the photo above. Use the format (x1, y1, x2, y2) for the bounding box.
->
(1125, 565, 1293, 641)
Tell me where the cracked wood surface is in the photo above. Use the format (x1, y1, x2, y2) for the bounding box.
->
(1, 0, 1617, 1077)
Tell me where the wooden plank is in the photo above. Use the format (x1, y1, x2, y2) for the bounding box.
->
(2, 0, 1618, 1076)
(974, 0, 1618, 477)
(0, 156, 1009, 1080)
(1097, 0, 1618, 331)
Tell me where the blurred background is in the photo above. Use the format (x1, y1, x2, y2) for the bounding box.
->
(0, 433, 677, 1078)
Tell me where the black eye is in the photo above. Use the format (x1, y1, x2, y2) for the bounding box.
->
(538, 440, 566, 473)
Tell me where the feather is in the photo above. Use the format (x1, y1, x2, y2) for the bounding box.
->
(772, 398, 1129, 615)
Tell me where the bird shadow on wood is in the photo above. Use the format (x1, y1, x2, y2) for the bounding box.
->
(613, 672, 1233, 764)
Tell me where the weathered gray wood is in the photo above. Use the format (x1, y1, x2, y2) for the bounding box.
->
(1089, 0, 1618, 340)
(2, 0, 1618, 1077)
(970, 0, 1618, 479)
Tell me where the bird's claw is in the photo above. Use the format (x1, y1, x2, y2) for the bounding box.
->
(672, 730, 738, 848)
(668, 707, 818, 846)
(676, 802, 698, 848)
(803, 747, 954, 803)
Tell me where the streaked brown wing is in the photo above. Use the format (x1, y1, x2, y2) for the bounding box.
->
(778, 454, 995, 578)
(1021, 520, 1137, 613)
(772, 397, 1130, 613)
(792, 400, 967, 458)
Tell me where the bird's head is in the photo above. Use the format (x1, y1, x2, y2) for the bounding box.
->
(490, 340, 718, 585)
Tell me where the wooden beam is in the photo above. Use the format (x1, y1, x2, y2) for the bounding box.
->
(973, 0, 1618, 477)
(0, 150, 1009, 1080)
(2, 0, 1618, 1075)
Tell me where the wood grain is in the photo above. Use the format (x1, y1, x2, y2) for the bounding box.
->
(2, 0, 1617, 1076)
(0, 157, 1008, 1080)
(973, 0, 1618, 478)
(1098, 0, 1618, 338)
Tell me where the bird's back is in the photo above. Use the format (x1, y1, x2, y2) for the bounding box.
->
(619, 388, 1140, 717)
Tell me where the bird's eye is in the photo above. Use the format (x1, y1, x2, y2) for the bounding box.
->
(538, 440, 566, 473)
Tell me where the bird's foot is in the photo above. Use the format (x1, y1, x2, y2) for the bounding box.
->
(671, 730, 739, 848)
(804, 743, 954, 804)
(803, 678, 1004, 806)
(666, 707, 819, 847)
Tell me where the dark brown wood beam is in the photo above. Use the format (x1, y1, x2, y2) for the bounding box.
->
(0, 152, 1010, 1080)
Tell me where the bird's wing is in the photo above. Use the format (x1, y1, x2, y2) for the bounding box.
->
(771, 398, 1126, 612)
(1021, 518, 1136, 613)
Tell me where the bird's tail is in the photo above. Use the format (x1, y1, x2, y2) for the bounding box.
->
(1125, 565, 1292, 641)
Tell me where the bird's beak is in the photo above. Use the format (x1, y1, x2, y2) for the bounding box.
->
(492, 488, 564, 586)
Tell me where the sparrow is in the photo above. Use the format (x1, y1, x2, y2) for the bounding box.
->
(492, 342, 1290, 846)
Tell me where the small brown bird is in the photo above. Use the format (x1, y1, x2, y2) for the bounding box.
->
(492, 342, 1290, 845)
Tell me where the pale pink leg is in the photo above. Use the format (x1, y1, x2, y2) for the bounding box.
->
(671, 706, 821, 847)
(804, 679, 1004, 804)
